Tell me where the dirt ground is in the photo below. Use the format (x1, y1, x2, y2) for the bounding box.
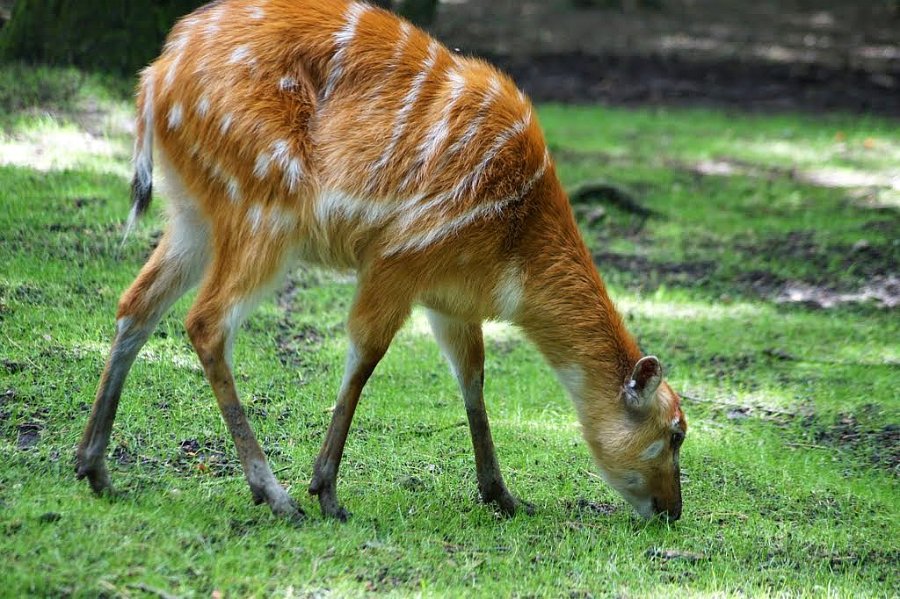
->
(432, 0, 900, 115)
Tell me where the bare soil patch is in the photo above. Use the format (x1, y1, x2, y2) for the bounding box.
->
(433, 0, 900, 115)
(591, 227, 899, 308)
(812, 411, 900, 475)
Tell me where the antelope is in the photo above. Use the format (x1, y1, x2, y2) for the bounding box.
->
(76, 0, 686, 523)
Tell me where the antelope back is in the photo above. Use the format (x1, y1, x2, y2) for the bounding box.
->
(137, 0, 551, 272)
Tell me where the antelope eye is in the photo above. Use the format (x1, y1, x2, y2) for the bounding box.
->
(671, 431, 685, 450)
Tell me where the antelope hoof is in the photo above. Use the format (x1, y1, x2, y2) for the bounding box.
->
(483, 487, 534, 517)
(253, 483, 305, 523)
(319, 496, 350, 522)
(309, 483, 349, 521)
(269, 494, 305, 524)
(75, 456, 113, 496)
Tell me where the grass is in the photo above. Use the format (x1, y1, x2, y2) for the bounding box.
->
(1, 65, 898, 597)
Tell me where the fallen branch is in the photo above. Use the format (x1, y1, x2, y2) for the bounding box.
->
(566, 180, 659, 220)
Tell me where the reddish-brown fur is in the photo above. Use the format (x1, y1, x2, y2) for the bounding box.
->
(77, 0, 686, 522)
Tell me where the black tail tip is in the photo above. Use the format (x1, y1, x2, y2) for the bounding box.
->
(130, 175, 152, 219)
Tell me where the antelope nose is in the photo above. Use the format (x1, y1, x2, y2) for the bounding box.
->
(652, 497, 682, 522)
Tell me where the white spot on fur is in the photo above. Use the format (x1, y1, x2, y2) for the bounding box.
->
(270, 140, 304, 191)
(249, 5, 265, 20)
(283, 158, 303, 192)
(279, 76, 297, 91)
(219, 112, 233, 134)
(229, 45, 252, 65)
(197, 95, 211, 118)
(226, 177, 241, 202)
(253, 152, 271, 178)
(640, 439, 665, 461)
(167, 102, 183, 130)
(247, 204, 263, 233)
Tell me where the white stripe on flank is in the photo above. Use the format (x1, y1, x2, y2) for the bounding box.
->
(204, 4, 225, 38)
(180, 15, 202, 31)
(385, 150, 549, 256)
(360, 21, 412, 104)
(165, 33, 189, 55)
(399, 67, 468, 191)
(315, 189, 398, 226)
(386, 200, 502, 256)
(369, 40, 440, 188)
(442, 76, 502, 160)
(323, 2, 368, 99)
(458, 106, 532, 198)
(164, 56, 181, 91)
(167, 102, 183, 130)
(162, 34, 189, 90)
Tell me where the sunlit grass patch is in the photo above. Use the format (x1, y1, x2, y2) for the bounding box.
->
(1, 68, 897, 597)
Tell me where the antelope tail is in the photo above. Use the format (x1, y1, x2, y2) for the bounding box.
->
(124, 69, 155, 242)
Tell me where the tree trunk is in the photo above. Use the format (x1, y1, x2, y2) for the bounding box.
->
(396, 0, 438, 27)
(1, 0, 440, 74)
(372, 0, 438, 27)
(0, 0, 205, 74)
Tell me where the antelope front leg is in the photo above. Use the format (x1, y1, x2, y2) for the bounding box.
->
(426, 310, 532, 516)
(307, 344, 376, 521)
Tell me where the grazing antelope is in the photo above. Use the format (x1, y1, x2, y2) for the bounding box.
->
(76, 0, 686, 522)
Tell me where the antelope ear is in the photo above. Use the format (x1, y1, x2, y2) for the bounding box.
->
(623, 356, 662, 412)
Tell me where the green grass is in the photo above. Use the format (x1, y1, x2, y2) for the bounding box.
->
(1, 66, 898, 597)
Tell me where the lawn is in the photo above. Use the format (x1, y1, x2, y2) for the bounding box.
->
(0, 66, 897, 597)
